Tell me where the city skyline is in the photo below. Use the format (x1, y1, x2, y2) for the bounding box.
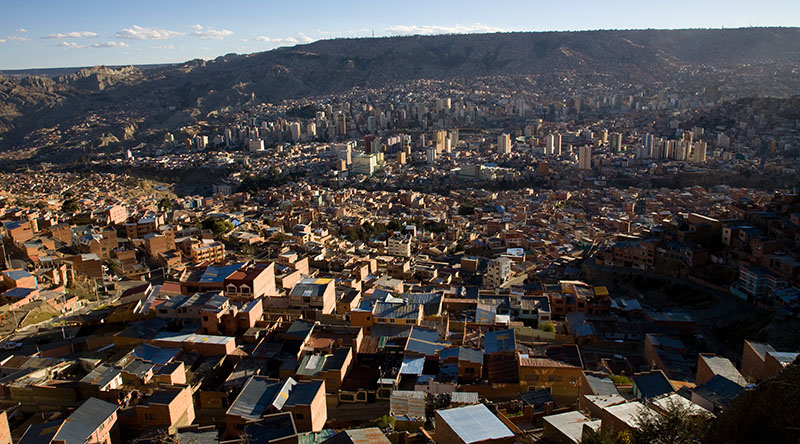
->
(1, 0, 799, 70)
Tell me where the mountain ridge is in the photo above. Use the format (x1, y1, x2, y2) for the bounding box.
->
(1, 27, 800, 151)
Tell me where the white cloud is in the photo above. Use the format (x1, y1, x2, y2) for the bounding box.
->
(150, 44, 175, 50)
(0, 39, 5, 43)
(115, 25, 183, 40)
(56, 41, 83, 49)
(190, 25, 234, 40)
(255, 33, 314, 46)
(7, 35, 29, 41)
(385, 23, 505, 36)
(15, 28, 28, 33)
(43, 31, 98, 39)
(90, 41, 129, 48)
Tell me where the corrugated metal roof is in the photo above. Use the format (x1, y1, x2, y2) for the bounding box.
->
(53, 398, 118, 444)
(373, 301, 419, 320)
(154, 331, 234, 345)
(131, 343, 180, 365)
(227, 377, 296, 420)
(405, 327, 449, 356)
(199, 263, 244, 283)
(399, 356, 425, 375)
(484, 329, 516, 354)
(436, 404, 514, 443)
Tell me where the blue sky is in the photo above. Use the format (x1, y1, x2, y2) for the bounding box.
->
(0, 0, 797, 70)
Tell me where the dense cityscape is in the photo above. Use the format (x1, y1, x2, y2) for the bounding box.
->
(0, 9, 799, 444)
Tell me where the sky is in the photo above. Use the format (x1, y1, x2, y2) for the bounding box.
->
(0, 0, 798, 70)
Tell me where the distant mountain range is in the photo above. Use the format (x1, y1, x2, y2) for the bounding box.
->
(2, 27, 800, 151)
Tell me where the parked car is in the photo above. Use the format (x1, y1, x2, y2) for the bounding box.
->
(2, 342, 22, 350)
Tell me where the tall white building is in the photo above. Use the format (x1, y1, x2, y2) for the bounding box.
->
(545, 133, 562, 155)
(484, 257, 512, 290)
(692, 141, 707, 163)
(498, 133, 511, 155)
(351, 153, 378, 175)
(289, 122, 301, 141)
(579, 146, 592, 170)
(332, 142, 352, 165)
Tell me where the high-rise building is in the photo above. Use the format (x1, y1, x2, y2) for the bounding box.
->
(351, 153, 378, 175)
(498, 134, 511, 155)
(597, 129, 609, 145)
(364, 135, 377, 154)
(545, 133, 562, 155)
(332, 142, 352, 165)
(435, 130, 447, 154)
(579, 146, 592, 170)
(609, 132, 623, 152)
(692, 141, 707, 163)
(289, 122, 301, 141)
(642, 133, 655, 157)
(426, 146, 437, 164)
(335, 113, 347, 136)
(449, 129, 459, 148)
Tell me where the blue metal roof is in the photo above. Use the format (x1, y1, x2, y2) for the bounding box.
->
(399, 356, 425, 376)
(199, 263, 244, 283)
(3, 269, 33, 280)
(131, 343, 180, 365)
(405, 327, 449, 356)
(633, 371, 674, 399)
(484, 329, 516, 354)
(3, 287, 35, 299)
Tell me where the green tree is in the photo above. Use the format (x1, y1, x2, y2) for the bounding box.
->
(632, 398, 711, 444)
(62, 198, 80, 213)
(458, 205, 476, 216)
(202, 217, 234, 235)
(580, 398, 711, 444)
(387, 219, 403, 231)
(539, 321, 556, 333)
(158, 197, 173, 211)
(704, 361, 800, 444)
(581, 428, 632, 444)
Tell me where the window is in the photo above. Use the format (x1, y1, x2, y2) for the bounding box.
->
(548, 375, 563, 382)
(356, 392, 367, 401)
(465, 367, 475, 374)
(144, 413, 155, 420)
(294, 413, 304, 419)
